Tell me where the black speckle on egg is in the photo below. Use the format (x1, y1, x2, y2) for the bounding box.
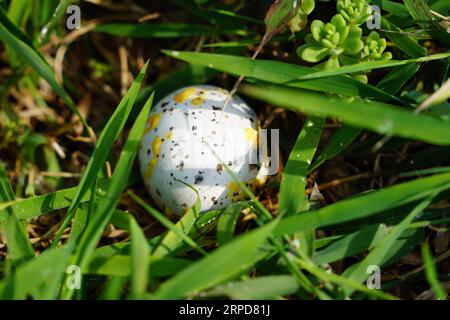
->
(194, 175, 203, 184)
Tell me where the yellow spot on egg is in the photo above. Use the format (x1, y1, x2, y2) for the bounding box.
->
(165, 131, 173, 140)
(227, 181, 247, 203)
(143, 136, 162, 181)
(244, 127, 258, 145)
(174, 87, 198, 103)
(145, 113, 161, 134)
(191, 96, 205, 106)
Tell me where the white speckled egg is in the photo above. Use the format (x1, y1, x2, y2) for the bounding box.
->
(138, 85, 263, 216)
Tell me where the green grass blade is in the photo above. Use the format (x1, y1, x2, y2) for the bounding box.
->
(73, 92, 154, 266)
(279, 116, 324, 258)
(51, 63, 150, 247)
(153, 220, 277, 299)
(38, 0, 71, 44)
(87, 255, 191, 278)
(292, 255, 398, 300)
(10, 176, 138, 220)
(339, 194, 437, 297)
(94, 23, 248, 38)
(380, 17, 427, 58)
(162, 50, 398, 101)
(216, 202, 244, 246)
(0, 7, 91, 133)
(59, 93, 154, 300)
(309, 125, 361, 172)
(313, 225, 389, 265)
(377, 63, 420, 95)
(129, 218, 151, 299)
(98, 276, 127, 300)
(310, 62, 420, 171)
(421, 243, 447, 300)
(0, 244, 72, 299)
(293, 54, 449, 81)
(279, 116, 324, 216)
(129, 191, 207, 257)
(241, 84, 450, 146)
(0, 7, 34, 48)
(273, 172, 450, 236)
(203, 275, 299, 300)
(0, 162, 34, 265)
(404, 0, 450, 46)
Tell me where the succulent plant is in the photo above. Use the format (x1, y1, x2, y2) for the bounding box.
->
(360, 31, 393, 61)
(289, 0, 315, 32)
(297, 14, 364, 69)
(337, 0, 373, 26)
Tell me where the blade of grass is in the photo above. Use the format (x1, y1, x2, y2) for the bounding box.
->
(87, 255, 191, 278)
(404, 0, 450, 46)
(309, 125, 361, 172)
(152, 220, 278, 299)
(241, 84, 450, 146)
(203, 275, 299, 300)
(10, 175, 139, 220)
(216, 202, 244, 246)
(279, 116, 324, 258)
(293, 53, 449, 81)
(0, 162, 34, 265)
(279, 116, 324, 216)
(380, 17, 427, 58)
(377, 63, 420, 94)
(51, 63, 150, 247)
(273, 172, 450, 236)
(162, 50, 398, 102)
(291, 254, 398, 300)
(0, 7, 91, 134)
(0, 244, 73, 299)
(94, 23, 249, 38)
(313, 224, 389, 265)
(98, 276, 127, 300)
(128, 191, 207, 257)
(61, 92, 154, 299)
(421, 242, 447, 300)
(129, 218, 151, 299)
(310, 62, 420, 172)
(339, 194, 437, 297)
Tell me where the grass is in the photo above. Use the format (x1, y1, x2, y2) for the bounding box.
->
(0, 0, 449, 300)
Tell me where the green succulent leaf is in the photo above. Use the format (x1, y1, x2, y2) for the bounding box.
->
(302, 0, 315, 15)
(337, 0, 372, 26)
(310, 20, 325, 42)
(360, 31, 392, 61)
(298, 45, 330, 63)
